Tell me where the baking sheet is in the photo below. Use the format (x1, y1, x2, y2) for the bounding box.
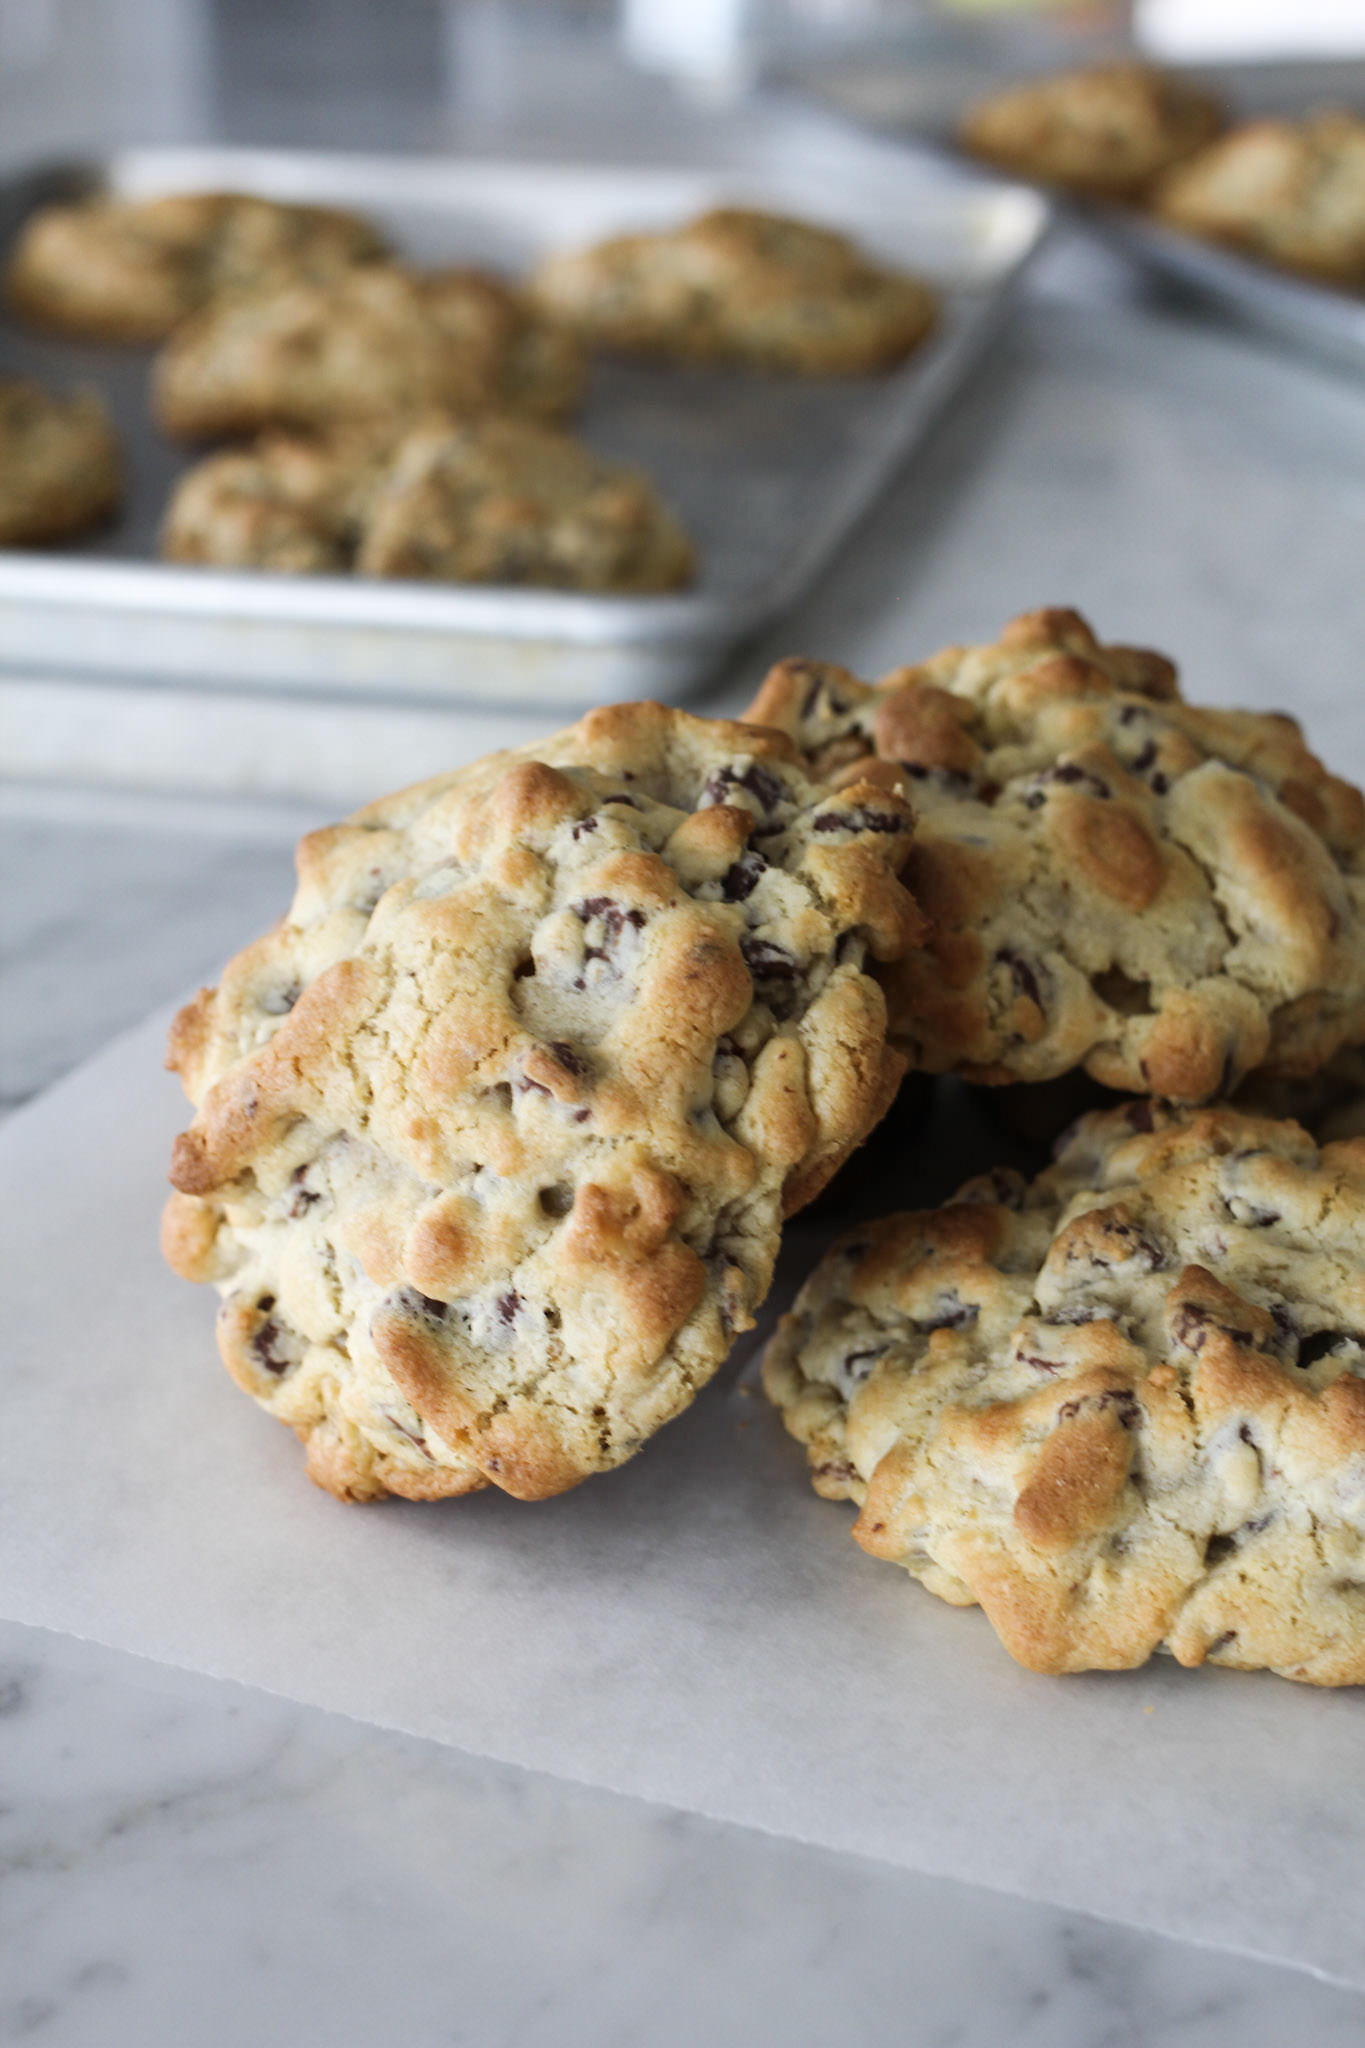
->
(0, 146, 1050, 707)
(0, 1009, 1362, 1986)
(781, 51, 1365, 376)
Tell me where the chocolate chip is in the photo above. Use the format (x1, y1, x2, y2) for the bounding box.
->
(393, 1286, 450, 1324)
(538, 1184, 574, 1219)
(917, 1290, 978, 1333)
(958, 1166, 1027, 1209)
(251, 1311, 296, 1377)
(496, 1290, 522, 1328)
(1131, 739, 1158, 774)
(1170, 1302, 1261, 1353)
(384, 1409, 430, 1455)
(572, 816, 599, 840)
(1058, 1388, 1140, 1429)
(841, 1348, 882, 1386)
(997, 949, 1044, 1011)
(1126, 1100, 1156, 1132)
(1224, 1195, 1281, 1228)
(261, 980, 301, 1016)
(1297, 1329, 1364, 1368)
(1024, 762, 1111, 809)
(701, 763, 785, 815)
(811, 806, 904, 834)
(721, 851, 766, 901)
(287, 1165, 319, 1216)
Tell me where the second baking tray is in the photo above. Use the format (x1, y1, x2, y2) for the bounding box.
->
(0, 145, 1050, 709)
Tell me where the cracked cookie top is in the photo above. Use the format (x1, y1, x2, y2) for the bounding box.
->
(160, 415, 694, 591)
(746, 606, 1365, 1102)
(960, 62, 1224, 199)
(529, 206, 937, 375)
(154, 264, 585, 440)
(764, 1100, 1365, 1684)
(0, 377, 121, 545)
(6, 189, 387, 344)
(1153, 111, 1365, 289)
(162, 701, 920, 1504)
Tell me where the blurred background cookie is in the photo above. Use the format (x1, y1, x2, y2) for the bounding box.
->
(530, 205, 936, 374)
(960, 62, 1224, 201)
(1153, 111, 1365, 289)
(6, 189, 386, 344)
(0, 375, 121, 544)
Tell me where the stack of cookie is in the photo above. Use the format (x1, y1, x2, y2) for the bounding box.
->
(3, 189, 938, 589)
(961, 61, 1365, 296)
(163, 606, 1365, 1688)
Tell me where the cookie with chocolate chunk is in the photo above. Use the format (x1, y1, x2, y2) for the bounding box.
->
(530, 206, 936, 375)
(155, 264, 585, 440)
(6, 189, 386, 344)
(0, 377, 121, 544)
(961, 62, 1223, 200)
(746, 607, 1365, 1102)
(162, 702, 920, 1503)
(1153, 111, 1365, 289)
(765, 1100, 1365, 1685)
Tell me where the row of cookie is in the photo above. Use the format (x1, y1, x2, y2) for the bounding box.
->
(1, 192, 937, 589)
(963, 62, 1365, 294)
(162, 606, 1365, 1686)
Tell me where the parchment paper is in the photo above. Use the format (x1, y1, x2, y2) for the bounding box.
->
(1, 1012, 1361, 1985)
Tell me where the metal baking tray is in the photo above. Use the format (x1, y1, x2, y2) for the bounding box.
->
(0, 145, 1051, 710)
(779, 49, 1365, 379)
(1077, 204, 1365, 376)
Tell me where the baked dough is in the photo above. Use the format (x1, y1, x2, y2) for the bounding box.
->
(0, 377, 121, 545)
(765, 1100, 1365, 1684)
(961, 62, 1223, 200)
(162, 703, 921, 1502)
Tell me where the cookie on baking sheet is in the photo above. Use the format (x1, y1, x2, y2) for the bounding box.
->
(160, 426, 390, 574)
(356, 415, 694, 592)
(154, 264, 586, 441)
(161, 414, 694, 592)
(529, 207, 937, 374)
(1153, 111, 1365, 289)
(161, 703, 922, 1503)
(764, 1100, 1365, 1684)
(0, 377, 121, 545)
(746, 607, 1365, 1102)
(960, 62, 1223, 199)
(6, 190, 386, 344)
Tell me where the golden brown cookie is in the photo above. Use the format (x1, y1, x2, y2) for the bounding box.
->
(162, 703, 921, 1503)
(765, 1100, 1365, 1685)
(0, 377, 121, 545)
(1153, 111, 1365, 289)
(6, 190, 386, 344)
(961, 62, 1224, 200)
(356, 415, 694, 592)
(154, 264, 586, 441)
(530, 206, 937, 374)
(745, 607, 1365, 1103)
(161, 414, 693, 592)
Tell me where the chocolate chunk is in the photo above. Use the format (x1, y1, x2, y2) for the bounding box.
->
(812, 806, 905, 834)
(997, 949, 1044, 1011)
(721, 851, 766, 901)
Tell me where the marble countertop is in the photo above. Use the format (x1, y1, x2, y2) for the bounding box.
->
(3, 7, 1365, 2041)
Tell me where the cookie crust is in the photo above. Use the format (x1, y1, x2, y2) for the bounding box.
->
(530, 206, 937, 375)
(6, 190, 386, 344)
(161, 415, 693, 592)
(0, 377, 121, 545)
(162, 703, 921, 1503)
(961, 62, 1223, 200)
(154, 265, 585, 441)
(746, 607, 1365, 1102)
(765, 1101, 1365, 1684)
(1153, 111, 1365, 290)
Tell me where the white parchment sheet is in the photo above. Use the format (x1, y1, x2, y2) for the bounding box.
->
(1, 1012, 1362, 1985)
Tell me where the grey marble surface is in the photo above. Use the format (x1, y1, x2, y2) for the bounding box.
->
(3, 5, 1365, 2040)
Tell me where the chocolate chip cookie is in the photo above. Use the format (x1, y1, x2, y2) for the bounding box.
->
(529, 206, 937, 374)
(154, 264, 586, 441)
(6, 189, 386, 344)
(0, 377, 121, 545)
(161, 703, 921, 1503)
(746, 607, 1365, 1102)
(162, 414, 693, 592)
(1153, 111, 1365, 290)
(765, 1100, 1365, 1684)
(960, 62, 1223, 200)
